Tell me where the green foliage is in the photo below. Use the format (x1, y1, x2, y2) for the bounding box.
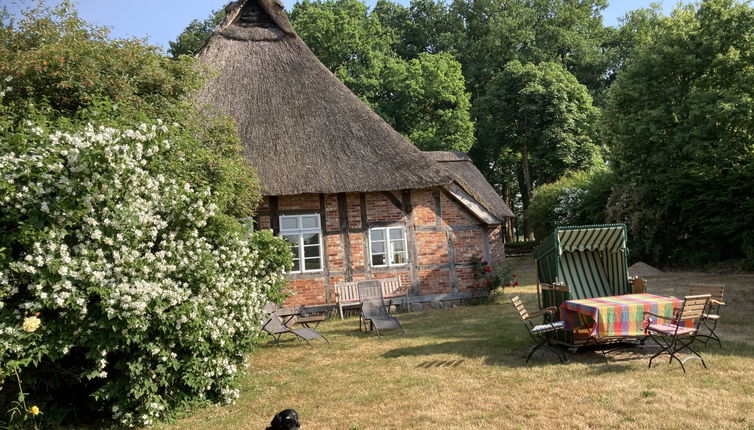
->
(0, 3, 292, 427)
(504, 240, 539, 256)
(371, 52, 474, 151)
(469, 255, 517, 289)
(291, 0, 474, 151)
(604, 0, 754, 266)
(475, 60, 602, 236)
(527, 169, 615, 240)
(168, 9, 226, 58)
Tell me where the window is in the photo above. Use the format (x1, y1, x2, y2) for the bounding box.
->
(280, 214, 322, 273)
(369, 226, 408, 267)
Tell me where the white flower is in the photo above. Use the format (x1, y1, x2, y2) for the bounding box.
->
(22, 316, 41, 332)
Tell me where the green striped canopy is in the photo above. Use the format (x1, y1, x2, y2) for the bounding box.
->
(533, 224, 630, 301)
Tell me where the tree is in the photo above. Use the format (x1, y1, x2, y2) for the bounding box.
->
(475, 60, 602, 238)
(291, 0, 474, 151)
(0, 3, 290, 426)
(373, 52, 474, 151)
(168, 8, 225, 57)
(604, 0, 754, 267)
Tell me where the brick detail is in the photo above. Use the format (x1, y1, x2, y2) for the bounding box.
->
(419, 268, 451, 295)
(412, 189, 437, 226)
(278, 194, 320, 211)
(440, 192, 476, 226)
(366, 192, 403, 223)
(453, 229, 485, 263)
(285, 278, 327, 306)
(488, 226, 505, 265)
(416, 231, 448, 265)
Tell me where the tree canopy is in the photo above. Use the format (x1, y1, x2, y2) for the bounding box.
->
(475, 60, 602, 236)
(290, 0, 475, 152)
(604, 0, 754, 266)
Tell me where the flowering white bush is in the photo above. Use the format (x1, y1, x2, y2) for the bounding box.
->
(0, 121, 290, 426)
(553, 187, 587, 226)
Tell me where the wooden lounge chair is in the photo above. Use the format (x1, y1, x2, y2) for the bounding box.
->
(644, 294, 710, 372)
(689, 283, 726, 348)
(358, 280, 404, 336)
(510, 296, 567, 363)
(262, 312, 329, 347)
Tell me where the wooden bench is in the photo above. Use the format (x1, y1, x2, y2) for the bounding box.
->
(334, 277, 409, 319)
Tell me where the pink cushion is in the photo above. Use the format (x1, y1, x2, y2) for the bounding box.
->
(648, 323, 696, 336)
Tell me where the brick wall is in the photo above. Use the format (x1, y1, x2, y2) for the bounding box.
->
(365, 192, 403, 223)
(488, 226, 504, 265)
(254, 188, 504, 306)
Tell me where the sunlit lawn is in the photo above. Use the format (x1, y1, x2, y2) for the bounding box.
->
(160, 258, 754, 429)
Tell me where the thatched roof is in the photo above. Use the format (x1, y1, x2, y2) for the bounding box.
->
(195, 0, 451, 196)
(427, 151, 514, 220)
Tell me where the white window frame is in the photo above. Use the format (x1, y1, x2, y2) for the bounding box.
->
(280, 214, 323, 274)
(369, 226, 408, 268)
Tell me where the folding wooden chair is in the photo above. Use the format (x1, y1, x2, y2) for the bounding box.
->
(689, 283, 726, 349)
(644, 294, 710, 372)
(510, 296, 567, 363)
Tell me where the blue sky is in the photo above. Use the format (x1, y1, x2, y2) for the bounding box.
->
(5, 0, 676, 50)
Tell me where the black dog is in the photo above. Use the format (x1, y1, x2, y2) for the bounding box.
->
(266, 409, 301, 430)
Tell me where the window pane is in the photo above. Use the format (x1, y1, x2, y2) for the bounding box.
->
(389, 228, 404, 240)
(372, 254, 386, 266)
(371, 229, 384, 241)
(304, 258, 321, 271)
(280, 217, 298, 231)
(371, 241, 385, 254)
(291, 259, 300, 272)
(391, 240, 405, 252)
(303, 233, 320, 246)
(301, 215, 319, 229)
(391, 251, 407, 265)
(303, 245, 320, 258)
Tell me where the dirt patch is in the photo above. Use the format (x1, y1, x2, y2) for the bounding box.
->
(628, 261, 664, 277)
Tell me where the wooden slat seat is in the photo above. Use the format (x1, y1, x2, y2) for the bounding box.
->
(644, 294, 710, 372)
(334, 277, 408, 319)
(510, 296, 567, 363)
(689, 283, 726, 348)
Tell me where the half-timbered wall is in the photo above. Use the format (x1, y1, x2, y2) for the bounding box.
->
(255, 188, 504, 306)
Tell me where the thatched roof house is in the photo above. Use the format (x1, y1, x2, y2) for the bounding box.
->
(197, 0, 513, 307)
(427, 151, 514, 221)
(196, 0, 451, 196)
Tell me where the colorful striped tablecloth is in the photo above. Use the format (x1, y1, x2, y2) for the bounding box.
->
(559, 293, 689, 338)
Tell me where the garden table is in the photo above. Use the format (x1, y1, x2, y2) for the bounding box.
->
(292, 315, 325, 329)
(559, 293, 691, 339)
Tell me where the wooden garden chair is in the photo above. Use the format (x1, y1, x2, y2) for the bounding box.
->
(510, 296, 567, 363)
(644, 294, 710, 372)
(689, 283, 726, 348)
(358, 280, 404, 336)
(262, 312, 329, 347)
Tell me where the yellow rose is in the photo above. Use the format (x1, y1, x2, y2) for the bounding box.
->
(29, 405, 40, 416)
(22, 316, 41, 332)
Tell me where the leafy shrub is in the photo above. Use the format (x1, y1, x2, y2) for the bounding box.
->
(0, 3, 292, 427)
(470, 255, 518, 289)
(504, 240, 539, 256)
(0, 119, 292, 427)
(527, 169, 616, 240)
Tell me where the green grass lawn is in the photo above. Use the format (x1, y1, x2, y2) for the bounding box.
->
(159, 258, 754, 429)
